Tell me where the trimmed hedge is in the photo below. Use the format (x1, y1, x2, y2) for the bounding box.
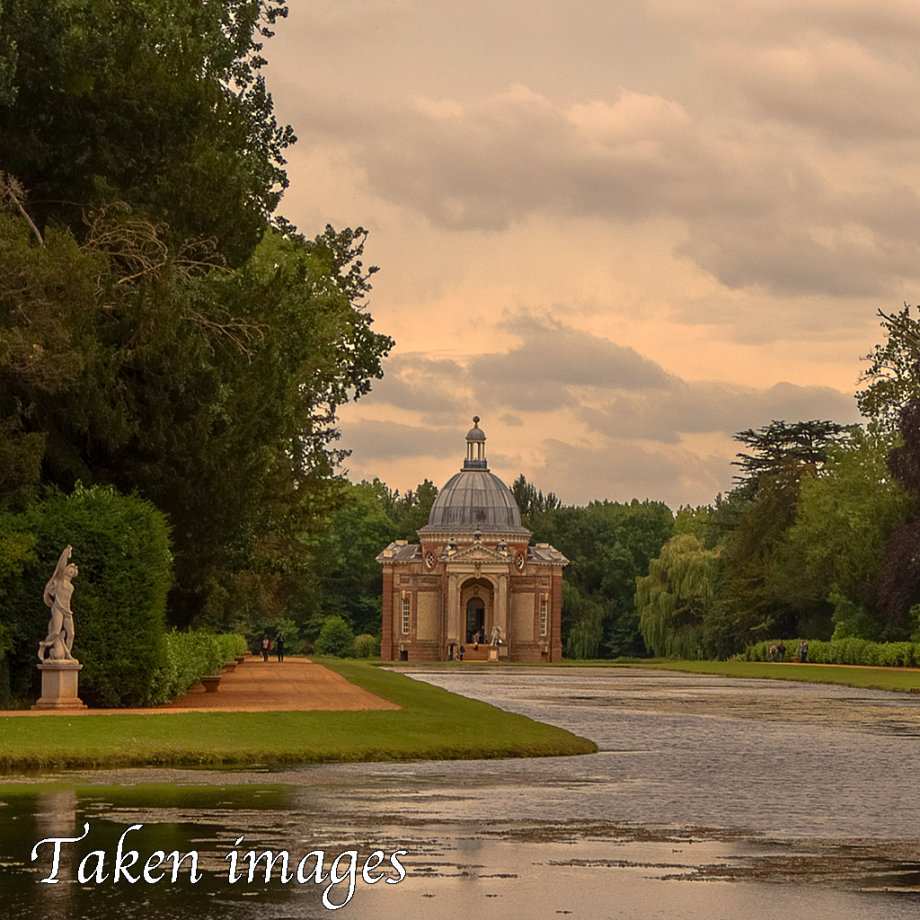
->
(0, 484, 172, 707)
(742, 637, 920, 668)
(148, 630, 249, 705)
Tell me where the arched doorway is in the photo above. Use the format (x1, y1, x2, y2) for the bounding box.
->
(465, 597, 485, 644)
(459, 577, 494, 645)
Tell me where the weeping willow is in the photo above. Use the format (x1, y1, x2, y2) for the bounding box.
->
(563, 583, 605, 659)
(637, 534, 719, 659)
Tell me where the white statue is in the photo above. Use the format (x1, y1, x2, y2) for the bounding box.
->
(489, 624, 503, 647)
(38, 546, 78, 662)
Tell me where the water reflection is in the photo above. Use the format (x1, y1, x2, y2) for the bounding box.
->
(2, 667, 920, 919)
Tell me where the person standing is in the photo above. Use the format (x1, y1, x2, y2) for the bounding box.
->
(260, 634, 271, 662)
(799, 640, 808, 664)
(276, 632, 286, 663)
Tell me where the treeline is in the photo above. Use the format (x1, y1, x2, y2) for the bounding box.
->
(298, 479, 439, 641)
(313, 474, 675, 660)
(636, 308, 920, 658)
(324, 307, 920, 662)
(0, 2, 392, 703)
(523, 493, 673, 658)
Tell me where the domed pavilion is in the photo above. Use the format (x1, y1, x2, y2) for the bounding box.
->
(377, 418, 567, 662)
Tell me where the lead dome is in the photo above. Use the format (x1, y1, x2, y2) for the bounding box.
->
(420, 419, 528, 534)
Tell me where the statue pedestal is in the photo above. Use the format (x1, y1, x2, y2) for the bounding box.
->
(488, 647, 499, 661)
(33, 660, 86, 710)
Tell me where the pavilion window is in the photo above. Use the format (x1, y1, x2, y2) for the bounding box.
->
(401, 596, 411, 635)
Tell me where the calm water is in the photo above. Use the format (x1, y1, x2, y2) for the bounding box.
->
(2, 667, 919, 919)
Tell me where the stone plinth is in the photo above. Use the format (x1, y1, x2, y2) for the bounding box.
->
(488, 647, 499, 661)
(33, 660, 86, 710)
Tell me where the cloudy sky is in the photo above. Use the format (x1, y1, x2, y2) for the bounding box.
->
(264, 0, 917, 507)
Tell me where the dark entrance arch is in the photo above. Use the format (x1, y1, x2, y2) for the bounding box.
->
(465, 597, 485, 644)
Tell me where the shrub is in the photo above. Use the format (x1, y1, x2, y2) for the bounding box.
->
(742, 637, 920, 668)
(148, 630, 248, 704)
(217, 631, 248, 662)
(0, 484, 172, 706)
(315, 615, 355, 658)
(353, 633, 380, 658)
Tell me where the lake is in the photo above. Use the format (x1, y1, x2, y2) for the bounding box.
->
(2, 667, 919, 918)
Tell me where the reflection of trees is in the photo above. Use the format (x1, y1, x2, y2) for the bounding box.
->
(33, 789, 78, 915)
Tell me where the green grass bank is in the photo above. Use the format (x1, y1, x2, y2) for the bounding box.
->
(631, 658, 920, 692)
(0, 660, 596, 773)
(400, 656, 920, 694)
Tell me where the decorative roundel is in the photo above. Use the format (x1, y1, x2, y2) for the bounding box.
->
(514, 552, 525, 571)
(425, 551, 436, 569)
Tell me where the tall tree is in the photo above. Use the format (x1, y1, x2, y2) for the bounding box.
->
(856, 307, 920, 630)
(875, 398, 920, 632)
(536, 500, 673, 657)
(391, 479, 439, 541)
(731, 419, 849, 497)
(787, 427, 910, 638)
(511, 474, 561, 527)
(709, 418, 851, 645)
(0, 0, 294, 265)
(301, 480, 397, 639)
(857, 306, 920, 430)
(637, 534, 719, 659)
(0, 3, 394, 626)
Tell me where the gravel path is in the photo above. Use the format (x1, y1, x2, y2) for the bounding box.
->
(2, 657, 399, 716)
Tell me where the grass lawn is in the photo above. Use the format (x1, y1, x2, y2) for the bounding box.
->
(630, 658, 920, 693)
(0, 660, 596, 772)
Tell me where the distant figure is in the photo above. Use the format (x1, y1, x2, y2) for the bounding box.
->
(448, 642, 455, 661)
(473, 629, 482, 650)
(38, 546, 78, 662)
(769, 644, 777, 663)
(799, 640, 808, 664)
(260, 634, 271, 662)
(276, 632, 286, 663)
(458, 644, 465, 661)
(777, 640, 786, 663)
(490, 625, 503, 647)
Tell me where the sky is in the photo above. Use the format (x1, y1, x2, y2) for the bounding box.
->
(262, 0, 919, 508)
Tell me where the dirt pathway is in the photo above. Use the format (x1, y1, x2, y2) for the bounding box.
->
(2, 657, 400, 716)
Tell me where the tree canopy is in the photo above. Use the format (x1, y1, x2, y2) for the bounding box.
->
(731, 419, 850, 496)
(637, 534, 719, 659)
(0, 0, 294, 264)
(857, 306, 920, 429)
(0, 1, 394, 642)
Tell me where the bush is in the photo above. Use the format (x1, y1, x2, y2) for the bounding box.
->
(0, 484, 172, 706)
(353, 633, 380, 658)
(218, 632, 249, 662)
(148, 630, 249, 704)
(315, 615, 355, 658)
(742, 637, 920, 668)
